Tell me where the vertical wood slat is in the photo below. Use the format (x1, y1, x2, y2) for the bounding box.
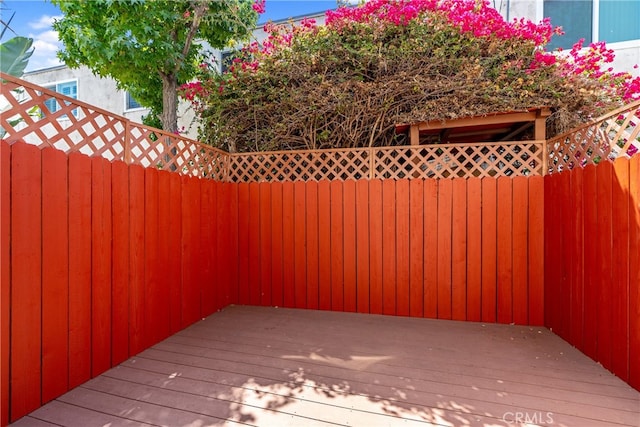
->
(395, 180, 410, 317)
(382, 179, 396, 315)
(317, 181, 331, 311)
(305, 182, 319, 310)
(466, 179, 482, 322)
(128, 165, 145, 356)
(596, 161, 613, 371)
(10, 143, 42, 420)
(168, 172, 183, 331)
(330, 181, 344, 311)
(557, 169, 571, 339)
(409, 180, 424, 318)
(568, 168, 584, 345)
(260, 183, 272, 307)
(423, 179, 438, 319)
(294, 182, 307, 309)
(157, 171, 172, 334)
(451, 179, 467, 321)
(528, 175, 545, 327)
(248, 183, 260, 307)
(437, 179, 452, 319)
(355, 180, 370, 314)
(496, 177, 512, 324)
(481, 178, 497, 323)
(369, 180, 383, 315)
(582, 165, 598, 360)
(512, 177, 528, 325)
(629, 155, 640, 390)
(237, 183, 250, 306)
(1, 142, 10, 426)
(199, 180, 215, 316)
(282, 182, 295, 308)
(41, 147, 69, 403)
(270, 183, 284, 308)
(343, 180, 357, 313)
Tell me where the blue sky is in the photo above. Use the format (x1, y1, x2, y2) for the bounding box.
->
(2, 0, 340, 72)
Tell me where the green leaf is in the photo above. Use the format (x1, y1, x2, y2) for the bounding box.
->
(0, 36, 34, 77)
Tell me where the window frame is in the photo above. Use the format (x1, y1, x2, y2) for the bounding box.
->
(42, 78, 78, 118)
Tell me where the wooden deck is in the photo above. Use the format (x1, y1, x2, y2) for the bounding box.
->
(11, 306, 640, 427)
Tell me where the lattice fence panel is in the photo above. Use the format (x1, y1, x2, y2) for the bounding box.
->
(547, 100, 640, 174)
(229, 148, 371, 182)
(1, 73, 229, 179)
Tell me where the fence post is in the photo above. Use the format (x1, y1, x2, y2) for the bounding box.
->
(124, 120, 132, 165)
(542, 140, 547, 176)
(369, 148, 375, 180)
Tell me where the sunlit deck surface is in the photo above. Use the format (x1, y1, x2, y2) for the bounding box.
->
(12, 305, 640, 427)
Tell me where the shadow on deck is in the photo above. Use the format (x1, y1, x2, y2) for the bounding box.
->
(11, 306, 640, 427)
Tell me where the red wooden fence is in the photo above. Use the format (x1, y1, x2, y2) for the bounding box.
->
(0, 141, 236, 424)
(544, 155, 640, 391)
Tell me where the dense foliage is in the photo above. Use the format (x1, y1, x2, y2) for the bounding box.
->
(53, 0, 259, 132)
(183, 0, 640, 152)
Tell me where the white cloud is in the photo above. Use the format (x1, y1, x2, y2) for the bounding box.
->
(25, 29, 64, 72)
(28, 15, 62, 31)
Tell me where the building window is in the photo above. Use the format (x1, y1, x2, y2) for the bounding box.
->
(221, 51, 236, 73)
(545, 0, 640, 50)
(126, 92, 142, 110)
(43, 80, 78, 117)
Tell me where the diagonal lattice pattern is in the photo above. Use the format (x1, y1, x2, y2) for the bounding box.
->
(547, 100, 640, 174)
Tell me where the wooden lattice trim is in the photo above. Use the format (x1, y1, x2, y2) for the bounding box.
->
(547, 100, 640, 174)
(1, 73, 229, 179)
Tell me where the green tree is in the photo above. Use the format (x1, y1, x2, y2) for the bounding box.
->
(52, 0, 259, 133)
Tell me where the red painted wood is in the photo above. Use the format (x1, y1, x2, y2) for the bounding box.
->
(629, 155, 640, 390)
(248, 183, 261, 306)
(0, 142, 10, 427)
(317, 181, 332, 310)
(409, 180, 424, 318)
(466, 178, 482, 322)
(282, 182, 295, 308)
(41, 147, 69, 403)
(343, 180, 357, 313)
(305, 182, 319, 310)
(10, 142, 42, 419)
(568, 168, 584, 345)
(181, 176, 201, 327)
(260, 183, 272, 306)
(157, 171, 172, 332)
(612, 158, 630, 381)
(168, 172, 183, 331)
(451, 178, 467, 321)
(144, 167, 160, 347)
(596, 161, 613, 370)
(237, 183, 250, 305)
(437, 179, 452, 319)
(382, 179, 396, 315)
(496, 177, 513, 324)
(511, 176, 528, 325)
(558, 169, 572, 339)
(423, 179, 438, 318)
(225, 183, 240, 305)
(481, 178, 497, 323)
(395, 180, 410, 317)
(68, 152, 93, 387)
(209, 182, 219, 312)
(369, 179, 383, 315)
(544, 173, 560, 334)
(294, 182, 307, 309)
(111, 161, 130, 364)
(582, 164, 598, 360)
(199, 181, 215, 316)
(91, 157, 112, 376)
(270, 183, 284, 307)
(355, 180, 370, 314)
(330, 181, 344, 311)
(527, 175, 545, 327)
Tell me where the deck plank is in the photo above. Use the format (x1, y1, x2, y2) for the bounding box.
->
(11, 305, 640, 427)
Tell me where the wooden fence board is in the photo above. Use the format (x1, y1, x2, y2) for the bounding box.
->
(237, 184, 250, 305)
(543, 174, 556, 332)
(111, 161, 129, 364)
(481, 178, 497, 322)
(260, 183, 272, 307)
(305, 182, 319, 310)
(168, 172, 183, 331)
(395, 180, 410, 317)
(596, 161, 613, 370)
(558, 168, 572, 339)
(209, 182, 220, 312)
(270, 183, 284, 307)
(437, 179, 452, 319)
(409, 180, 424, 318)
(527, 175, 544, 327)
(423, 179, 438, 319)
(317, 181, 331, 310)
(612, 158, 630, 381)
(157, 171, 172, 333)
(331, 181, 344, 311)
(496, 177, 513, 324)
(369, 180, 383, 315)
(10, 143, 42, 420)
(225, 183, 239, 305)
(294, 182, 307, 309)
(198, 182, 213, 316)
(451, 178, 467, 321)
(1, 142, 9, 426)
(144, 167, 160, 349)
(466, 178, 482, 322)
(512, 177, 528, 325)
(248, 183, 261, 306)
(181, 176, 202, 328)
(91, 157, 112, 376)
(355, 180, 370, 314)
(582, 164, 598, 360)
(282, 182, 295, 308)
(568, 168, 584, 344)
(41, 147, 69, 403)
(629, 155, 640, 390)
(68, 152, 93, 387)
(382, 179, 396, 315)
(343, 180, 357, 312)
